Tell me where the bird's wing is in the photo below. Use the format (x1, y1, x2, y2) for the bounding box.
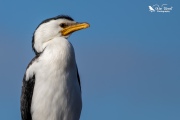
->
(20, 74, 35, 120)
(77, 67, 81, 92)
(20, 55, 39, 120)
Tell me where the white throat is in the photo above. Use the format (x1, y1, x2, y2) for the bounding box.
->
(43, 37, 76, 69)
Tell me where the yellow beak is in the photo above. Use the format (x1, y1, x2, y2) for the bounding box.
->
(61, 22, 90, 36)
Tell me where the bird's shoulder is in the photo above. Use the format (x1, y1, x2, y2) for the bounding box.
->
(25, 53, 41, 81)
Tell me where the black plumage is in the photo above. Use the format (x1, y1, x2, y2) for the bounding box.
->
(21, 74, 35, 120)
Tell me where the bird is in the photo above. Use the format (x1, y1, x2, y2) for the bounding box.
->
(20, 15, 90, 120)
(148, 6, 155, 12)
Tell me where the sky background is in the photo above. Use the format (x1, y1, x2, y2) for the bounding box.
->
(0, 0, 180, 120)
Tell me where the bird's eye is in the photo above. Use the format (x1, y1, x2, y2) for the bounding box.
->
(60, 23, 67, 28)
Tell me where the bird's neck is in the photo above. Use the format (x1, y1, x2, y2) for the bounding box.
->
(42, 37, 76, 70)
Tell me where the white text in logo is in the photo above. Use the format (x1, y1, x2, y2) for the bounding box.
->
(148, 4, 173, 13)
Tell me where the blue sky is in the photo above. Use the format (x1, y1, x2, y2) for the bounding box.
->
(0, 0, 180, 120)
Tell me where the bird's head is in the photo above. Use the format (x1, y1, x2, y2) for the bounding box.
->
(32, 15, 90, 55)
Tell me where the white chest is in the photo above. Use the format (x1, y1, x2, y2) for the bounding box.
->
(30, 38, 82, 120)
